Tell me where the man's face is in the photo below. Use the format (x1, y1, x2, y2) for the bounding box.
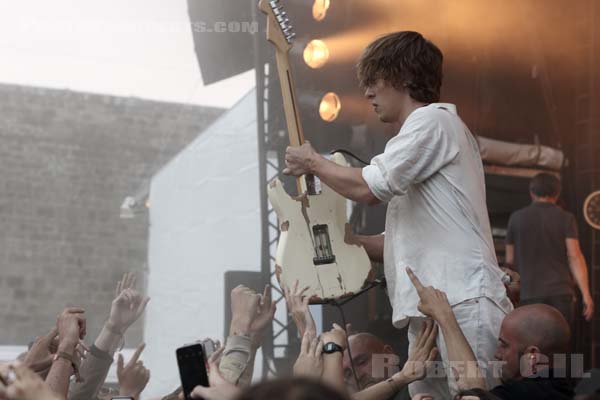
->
(363, 79, 405, 123)
(342, 335, 393, 393)
(494, 319, 522, 382)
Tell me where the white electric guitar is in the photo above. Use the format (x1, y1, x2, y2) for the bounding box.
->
(259, 0, 373, 302)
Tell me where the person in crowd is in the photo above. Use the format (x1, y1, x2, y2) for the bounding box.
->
(116, 343, 150, 400)
(218, 284, 276, 386)
(69, 272, 150, 400)
(342, 332, 403, 396)
(284, 280, 434, 400)
(282, 30, 512, 398)
(408, 266, 577, 399)
(505, 172, 594, 325)
(0, 362, 62, 400)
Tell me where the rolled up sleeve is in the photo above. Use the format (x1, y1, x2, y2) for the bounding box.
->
(364, 110, 459, 202)
(362, 163, 394, 203)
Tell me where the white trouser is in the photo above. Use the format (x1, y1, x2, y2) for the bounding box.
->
(407, 297, 510, 398)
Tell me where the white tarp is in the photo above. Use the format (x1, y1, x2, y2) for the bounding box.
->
(477, 136, 564, 171)
(143, 89, 262, 398)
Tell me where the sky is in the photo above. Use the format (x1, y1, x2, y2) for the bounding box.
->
(0, 0, 255, 108)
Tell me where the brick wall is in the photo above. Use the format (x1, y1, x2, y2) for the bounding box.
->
(0, 83, 224, 345)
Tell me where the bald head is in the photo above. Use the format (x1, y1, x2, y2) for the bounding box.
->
(343, 332, 395, 392)
(506, 304, 571, 354)
(348, 333, 388, 354)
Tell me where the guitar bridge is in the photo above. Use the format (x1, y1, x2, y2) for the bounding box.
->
(312, 224, 336, 265)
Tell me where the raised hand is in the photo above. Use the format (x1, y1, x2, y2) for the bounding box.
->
(56, 308, 86, 353)
(583, 294, 594, 322)
(283, 280, 316, 338)
(321, 323, 347, 349)
(293, 332, 324, 378)
(282, 142, 320, 176)
(249, 285, 277, 337)
(23, 328, 58, 373)
(108, 272, 150, 334)
(190, 347, 241, 400)
(117, 343, 150, 400)
(229, 285, 276, 340)
(397, 320, 438, 383)
(0, 363, 61, 400)
(406, 267, 453, 322)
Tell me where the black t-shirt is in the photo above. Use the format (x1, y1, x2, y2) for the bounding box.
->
(490, 373, 576, 400)
(506, 202, 578, 300)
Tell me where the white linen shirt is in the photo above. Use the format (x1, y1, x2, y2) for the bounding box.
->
(362, 103, 511, 328)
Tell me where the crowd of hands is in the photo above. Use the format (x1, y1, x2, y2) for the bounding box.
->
(0, 273, 151, 400)
(0, 268, 463, 400)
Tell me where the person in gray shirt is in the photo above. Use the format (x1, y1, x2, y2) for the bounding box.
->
(505, 172, 594, 326)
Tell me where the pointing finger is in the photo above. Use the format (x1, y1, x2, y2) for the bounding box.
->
(406, 267, 425, 293)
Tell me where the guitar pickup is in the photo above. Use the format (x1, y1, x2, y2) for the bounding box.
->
(312, 224, 336, 265)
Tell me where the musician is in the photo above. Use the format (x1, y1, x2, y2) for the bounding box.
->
(283, 31, 512, 398)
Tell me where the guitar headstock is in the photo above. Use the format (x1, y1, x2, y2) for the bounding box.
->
(258, 0, 295, 52)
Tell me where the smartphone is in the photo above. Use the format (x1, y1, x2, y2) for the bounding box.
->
(176, 343, 209, 400)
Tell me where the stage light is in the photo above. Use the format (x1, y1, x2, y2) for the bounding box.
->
(319, 92, 341, 122)
(312, 0, 331, 21)
(303, 40, 330, 69)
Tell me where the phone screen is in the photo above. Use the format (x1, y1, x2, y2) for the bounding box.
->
(176, 344, 209, 400)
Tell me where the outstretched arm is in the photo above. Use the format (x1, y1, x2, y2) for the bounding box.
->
(320, 324, 348, 394)
(220, 285, 276, 387)
(407, 268, 486, 391)
(355, 234, 385, 263)
(69, 272, 150, 400)
(352, 321, 438, 400)
(46, 308, 87, 397)
(283, 142, 380, 205)
(283, 280, 316, 338)
(566, 238, 594, 321)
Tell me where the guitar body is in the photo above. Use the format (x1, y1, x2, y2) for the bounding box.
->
(268, 153, 373, 302)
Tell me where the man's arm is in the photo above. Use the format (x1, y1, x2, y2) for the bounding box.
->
(46, 308, 86, 397)
(219, 285, 276, 386)
(320, 324, 348, 394)
(406, 268, 486, 391)
(566, 238, 594, 321)
(69, 272, 150, 400)
(282, 143, 380, 205)
(355, 234, 385, 263)
(283, 280, 316, 338)
(352, 321, 438, 400)
(504, 244, 514, 266)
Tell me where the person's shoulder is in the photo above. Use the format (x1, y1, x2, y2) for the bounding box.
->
(412, 103, 456, 121)
(490, 376, 575, 400)
(509, 205, 531, 220)
(401, 104, 458, 136)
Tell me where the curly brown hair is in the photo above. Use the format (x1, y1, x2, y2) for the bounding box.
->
(357, 31, 443, 103)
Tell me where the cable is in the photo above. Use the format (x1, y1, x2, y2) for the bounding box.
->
(329, 149, 370, 166)
(323, 279, 386, 391)
(333, 301, 361, 391)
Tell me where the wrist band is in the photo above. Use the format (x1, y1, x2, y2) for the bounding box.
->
(54, 351, 81, 382)
(105, 321, 124, 336)
(386, 376, 401, 393)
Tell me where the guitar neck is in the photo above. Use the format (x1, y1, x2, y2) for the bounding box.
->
(274, 50, 308, 195)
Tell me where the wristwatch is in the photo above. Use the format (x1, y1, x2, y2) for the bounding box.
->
(323, 342, 344, 354)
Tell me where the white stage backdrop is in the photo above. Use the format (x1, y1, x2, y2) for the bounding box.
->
(143, 89, 262, 397)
